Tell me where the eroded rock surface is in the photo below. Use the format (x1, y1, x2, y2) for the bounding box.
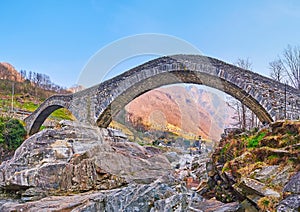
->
(0, 175, 241, 212)
(0, 121, 171, 196)
(206, 120, 300, 211)
(283, 171, 300, 194)
(277, 171, 300, 211)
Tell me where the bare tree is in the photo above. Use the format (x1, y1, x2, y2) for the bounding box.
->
(282, 45, 300, 89)
(271, 45, 300, 89)
(227, 58, 259, 130)
(235, 58, 252, 70)
(226, 98, 241, 128)
(269, 59, 285, 82)
(235, 58, 252, 130)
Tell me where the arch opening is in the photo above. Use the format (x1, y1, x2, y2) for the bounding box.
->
(28, 105, 63, 135)
(24, 95, 77, 135)
(110, 82, 236, 142)
(97, 70, 273, 132)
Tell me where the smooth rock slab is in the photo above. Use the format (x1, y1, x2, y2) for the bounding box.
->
(189, 198, 241, 212)
(271, 165, 293, 187)
(233, 177, 280, 205)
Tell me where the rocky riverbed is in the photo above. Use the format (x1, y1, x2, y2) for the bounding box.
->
(0, 120, 299, 211)
(0, 120, 239, 211)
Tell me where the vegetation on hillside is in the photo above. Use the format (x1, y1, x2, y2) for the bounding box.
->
(0, 117, 26, 150)
(0, 66, 75, 159)
(109, 119, 213, 153)
(0, 78, 74, 121)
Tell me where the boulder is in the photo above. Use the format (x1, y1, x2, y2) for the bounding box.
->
(0, 177, 179, 211)
(271, 165, 293, 187)
(107, 128, 127, 141)
(277, 172, 300, 212)
(283, 171, 300, 194)
(189, 198, 241, 212)
(254, 165, 279, 182)
(164, 151, 180, 164)
(277, 195, 300, 212)
(240, 199, 258, 212)
(0, 121, 171, 196)
(239, 177, 280, 198)
(233, 177, 280, 205)
(0, 175, 242, 212)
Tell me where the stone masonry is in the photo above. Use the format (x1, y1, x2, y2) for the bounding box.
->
(24, 55, 300, 135)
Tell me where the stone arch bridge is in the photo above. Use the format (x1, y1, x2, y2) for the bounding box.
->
(25, 55, 300, 135)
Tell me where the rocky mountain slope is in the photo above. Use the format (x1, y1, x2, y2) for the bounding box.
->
(125, 85, 234, 141)
(0, 62, 74, 130)
(202, 120, 300, 211)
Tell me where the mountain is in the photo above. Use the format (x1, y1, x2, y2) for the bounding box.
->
(124, 85, 235, 141)
(0, 62, 23, 82)
(67, 84, 85, 93)
(0, 62, 73, 122)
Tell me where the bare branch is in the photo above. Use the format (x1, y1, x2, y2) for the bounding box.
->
(235, 58, 252, 70)
(282, 45, 300, 89)
(229, 58, 259, 129)
(269, 59, 285, 82)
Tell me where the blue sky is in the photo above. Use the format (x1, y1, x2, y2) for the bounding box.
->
(1, 0, 300, 87)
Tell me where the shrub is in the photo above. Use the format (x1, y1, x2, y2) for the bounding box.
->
(257, 196, 279, 211)
(0, 117, 26, 150)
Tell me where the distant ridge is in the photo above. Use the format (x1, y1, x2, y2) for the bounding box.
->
(0, 62, 23, 82)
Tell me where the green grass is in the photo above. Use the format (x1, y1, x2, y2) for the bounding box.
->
(222, 164, 230, 172)
(267, 154, 279, 160)
(247, 132, 266, 148)
(39, 125, 46, 131)
(0, 97, 73, 122)
(0, 98, 37, 112)
(21, 102, 38, 111)
(50, 108, 74, 120)
(221, 143, 230, 155)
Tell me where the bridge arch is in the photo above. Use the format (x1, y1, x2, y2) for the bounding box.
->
(25, 95, 73, 135)
(25, 55, 300, 135)
(94, 55, 299, 128)
(96, 70, 273, 128)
